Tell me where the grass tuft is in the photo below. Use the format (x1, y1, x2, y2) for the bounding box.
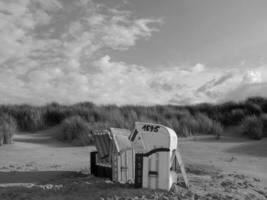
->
(0, 113, 17, 145)
(241, 115, 264, 140)
(176, 113, 223, 137)
(57, 116, 94, 146)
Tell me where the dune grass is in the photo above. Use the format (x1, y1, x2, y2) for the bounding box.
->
(173, 113, 223, 137)
(240, 114, 267, 140)
(56, 116, 94, 146)
(0, 113, 17, 145)
(0, 96, 266, 143)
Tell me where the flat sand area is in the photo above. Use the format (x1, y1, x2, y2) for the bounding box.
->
(180, 135, 267, 185)
(0, 127, 95, 185)
(0, 128, 266, 199)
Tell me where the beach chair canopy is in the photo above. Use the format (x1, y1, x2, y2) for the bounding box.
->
(92, 130, 112, 160)
(92, 128, 132, 164)
(129, 122, 178, 154)
(110, 128, 132, 153)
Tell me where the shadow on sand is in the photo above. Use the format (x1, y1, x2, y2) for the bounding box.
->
(226, 139, 267, 157)
(0, 171, 76, 184)
(13, 137, 73, 148)
(182, 135, 249, 144)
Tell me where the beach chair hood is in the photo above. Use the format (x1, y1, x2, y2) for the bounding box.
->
(129, 122, 178, 155)
(110, 128, 132, 153)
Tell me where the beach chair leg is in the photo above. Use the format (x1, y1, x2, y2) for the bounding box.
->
(175, 150, 189, 188)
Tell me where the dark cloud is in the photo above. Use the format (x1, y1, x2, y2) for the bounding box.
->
(197, 72, 234, 93)
(222, 82, 267, 102)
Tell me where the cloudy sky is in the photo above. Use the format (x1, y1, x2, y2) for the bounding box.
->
(0, 0, 267, 105)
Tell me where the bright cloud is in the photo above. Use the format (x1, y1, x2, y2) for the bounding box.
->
(192, 63, 205, 73)
(87, 56, 267, 105)
(222, 67, 267, 102)
(242, 70, 262, 84)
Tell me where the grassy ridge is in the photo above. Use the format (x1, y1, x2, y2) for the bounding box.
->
(0, 97, 267, 145)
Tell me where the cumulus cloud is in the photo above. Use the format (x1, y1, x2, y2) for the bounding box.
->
(192, 63, 205, 73)
(90, 56, 224, 105)
(242, 70, 262, 84)
(0, 0, 163, 105)
(221, 68, 267, 102)
(0, 0, 266, 105)
(191, 66, 267, 104)
(0, 0, 64, 74)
